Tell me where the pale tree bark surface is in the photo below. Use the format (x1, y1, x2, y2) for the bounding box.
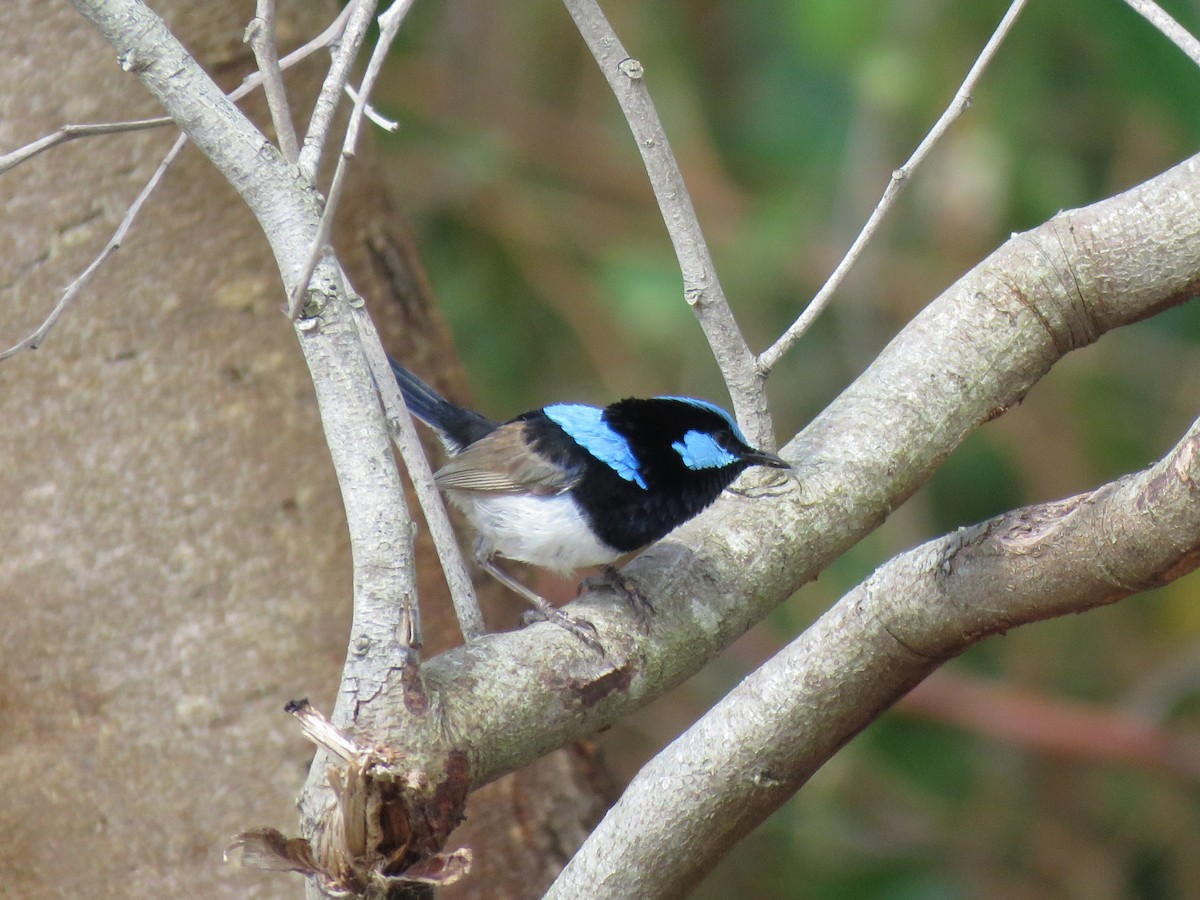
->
(12, 2, 1200, 898)
(0, 2, 605, 897)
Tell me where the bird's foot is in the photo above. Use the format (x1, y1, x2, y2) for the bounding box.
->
(519, 604, 604, 655)
(582, 565, 653, 631)
(478, 556, 606, 654)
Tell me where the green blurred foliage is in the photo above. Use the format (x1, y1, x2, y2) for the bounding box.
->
(373, 0, 1200, 895)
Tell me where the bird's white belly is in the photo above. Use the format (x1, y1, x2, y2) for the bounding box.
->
(446, 491, 621, 574)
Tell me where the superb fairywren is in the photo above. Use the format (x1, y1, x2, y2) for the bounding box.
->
(390, 359, 789, 647)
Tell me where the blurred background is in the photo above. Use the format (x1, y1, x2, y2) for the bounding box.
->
(368, 1, 1200, 896)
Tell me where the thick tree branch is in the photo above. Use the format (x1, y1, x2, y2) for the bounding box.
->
(66, 4, 477, 893)
(67, 0, 426, 728)
(546, 411, 1200, 897)
(408, 151, 1200, 793)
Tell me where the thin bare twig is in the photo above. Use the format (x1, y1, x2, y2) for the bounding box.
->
(757, 0, 1030, 375)
(0, 117, 170, 174)
(245, 0, 357, 99)
(3, 0, 354, 175)
(245, 0, 299, 163)
(0, 4, 357, 363)
(344, 84, 400, 132)
(284, 1, 480, 641)
(561, 0, 773, 448)
(287, 0, 414, 320)
(1122, 0, 1200, 68)
(2, 0, 354, 179)
(297, 0, 378, 184)
(282, 0, 482, 640)
(0, 132, 187, 362)
(351, 310, 486, 641)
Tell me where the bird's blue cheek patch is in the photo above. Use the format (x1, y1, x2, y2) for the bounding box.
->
(544, 404, 648, 489)
(672, 430, 738, 470)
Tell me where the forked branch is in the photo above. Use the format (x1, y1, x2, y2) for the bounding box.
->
(561, 0, 772, 447)
(548, 410, 1200, 896)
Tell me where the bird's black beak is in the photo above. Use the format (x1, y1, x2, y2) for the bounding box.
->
(743, 447, 791, 470)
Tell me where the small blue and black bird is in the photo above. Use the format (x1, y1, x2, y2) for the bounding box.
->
(390, 359, 789, 646)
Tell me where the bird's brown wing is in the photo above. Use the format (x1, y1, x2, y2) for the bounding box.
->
(433, 422, 578, 495)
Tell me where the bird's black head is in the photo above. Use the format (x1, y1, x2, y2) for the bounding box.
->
(606, 396, 788, 487)
(534, 396, 788, 553)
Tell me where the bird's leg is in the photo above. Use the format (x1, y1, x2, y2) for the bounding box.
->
(581, 564, 653, 631)
(477, 555, 605, 655)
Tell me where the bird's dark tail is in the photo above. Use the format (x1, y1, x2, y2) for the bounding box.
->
(388, 357, 496, 451)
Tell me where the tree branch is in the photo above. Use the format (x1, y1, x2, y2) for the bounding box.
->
(277, 0, 486, 640)
(546, 410, 1200, 896)
(246, 0, 299, 163)
(0, 116, 169, 174)
(405, 150, 1200, 794)
(297, 0, 377, 184)
(286, 0, 414, 319)
(352, 310, 486, 642)
(898, 672, 1200, 780)
(1, 2, 357, 361)
(561, 0, 772, 447)
(758, 0, 1030, 374)
(0, 131, 186, 362)
(67, 0, 425, 725)
(1122, 0, 1200, 69)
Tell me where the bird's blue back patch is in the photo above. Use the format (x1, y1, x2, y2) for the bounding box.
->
(544, 404, 648, 489)
(672, 429, 739, 470)
(660, 396, 749, 444)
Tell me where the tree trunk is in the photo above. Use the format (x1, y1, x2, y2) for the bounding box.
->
(0, 2, 605, 896)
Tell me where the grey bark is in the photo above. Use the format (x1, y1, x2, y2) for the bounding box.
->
(18, 1, 1200, 897)
(1, 3, 606, 897)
